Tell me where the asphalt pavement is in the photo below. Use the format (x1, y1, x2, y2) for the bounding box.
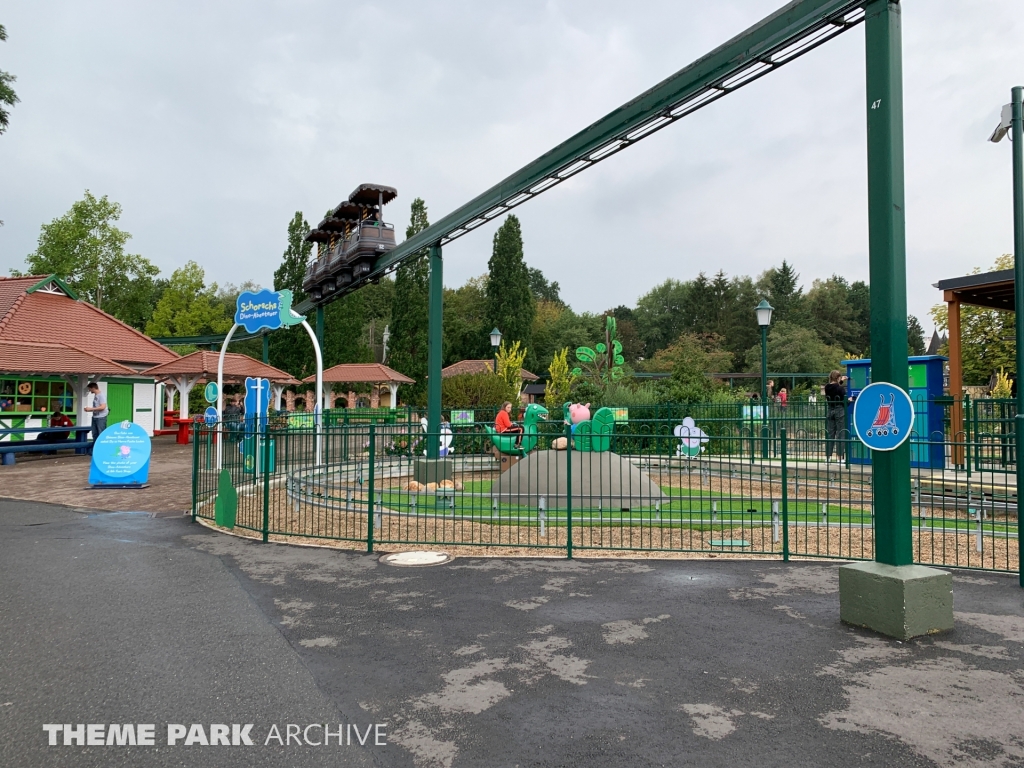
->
(2, 498, 1023, 768)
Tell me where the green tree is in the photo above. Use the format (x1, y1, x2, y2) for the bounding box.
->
(443, 275, 489, 365)
(495, 340, 528, 402)
(654, 334, 729, 403)
(634, 279, 689, 356)
(485, 215, 535, 366)
(22, 191, 160, 328)
(544, 348, 572, 410)
(907, 314, 926, 356)
(803, 276, 863, 353)
(273, 212, 311, 302)
(527, 266, 562, 305)
(387, 198, 431, 403)
(0, 24, 18, 135)
(269, 212, 313, 376)
(757, 260, 804, 325)
(145, 261, 231, 337)
(744, 320, 846, 379)
(441, 373, 509, 409)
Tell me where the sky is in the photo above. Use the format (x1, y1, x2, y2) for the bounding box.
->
(1, 0, 1023, 333)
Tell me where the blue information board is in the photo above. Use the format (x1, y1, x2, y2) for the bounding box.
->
(852, 382, 915, 452)
(88, 421, 152, 487)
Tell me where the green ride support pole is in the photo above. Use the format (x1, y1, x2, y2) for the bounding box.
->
(367, 425, 376, 553)
(781, 427, 789, 562)
(191, 428, 199, 522)
(261, 424, 271, 543)
(865, 0, 911, 566)
(426, 244, 444, 459)
(262, 332, 269, 364)
(565, 422, 573, 559)
(1010, 85, 1024, 588)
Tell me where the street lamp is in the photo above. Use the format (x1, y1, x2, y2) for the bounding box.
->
(989, 86, 1024, 588)
(489, 328, 502, 374)
(755, 299, 773, 459)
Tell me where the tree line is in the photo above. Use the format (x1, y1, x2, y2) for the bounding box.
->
(16, 191, 935, 403)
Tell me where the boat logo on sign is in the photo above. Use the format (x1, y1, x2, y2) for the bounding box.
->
(852, 382, 914, 451)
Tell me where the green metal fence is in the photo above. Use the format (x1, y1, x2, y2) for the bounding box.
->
(192, 417, 1020, 575)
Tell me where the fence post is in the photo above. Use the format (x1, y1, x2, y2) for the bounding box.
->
(565, 422, 573, 560)
(261, 424, 271, 543)
(191, 426, 200, 522)
(781, 427, 789, 562)
(367, 425, 376, 553)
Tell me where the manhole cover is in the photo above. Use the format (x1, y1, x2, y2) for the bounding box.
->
(380, 551, 453, 567)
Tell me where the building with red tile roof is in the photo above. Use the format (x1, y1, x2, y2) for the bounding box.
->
(302, 363, 414, 409)
(0, 275, 176, 368)
(143, 351, 301, 418)
(0, 275, 178, 436)
(441, 359, 538, 380)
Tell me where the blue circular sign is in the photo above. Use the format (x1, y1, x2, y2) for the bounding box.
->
(90, 421, 152, 479)
(852, 382, 915, 451)
(204, 382, 219, 403)
(204, 406, 219, 425)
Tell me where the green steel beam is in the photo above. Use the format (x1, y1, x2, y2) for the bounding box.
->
(153, 332, 261, 347)
(865, 0, 911, 566)
(294, 0, 867, 314)
(426, 245, 444, 458)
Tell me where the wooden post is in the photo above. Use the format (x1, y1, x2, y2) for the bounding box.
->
(945, 291, 964, 465)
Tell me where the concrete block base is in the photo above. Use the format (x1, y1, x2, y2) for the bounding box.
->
(414, 459, 453, 484)
(839, 562, 953, 641)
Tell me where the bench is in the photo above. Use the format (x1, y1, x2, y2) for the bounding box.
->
(0, 426, 94, 466)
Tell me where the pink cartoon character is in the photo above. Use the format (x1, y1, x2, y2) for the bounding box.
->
(565, 402, 591, 434)
(119, 445, 131, 457)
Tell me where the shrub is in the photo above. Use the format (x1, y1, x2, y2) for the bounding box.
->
(441, 373, 510, 409)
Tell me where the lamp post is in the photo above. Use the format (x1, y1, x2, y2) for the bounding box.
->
(489, 327, 502, 375)
(989, 85, 1024, 588)
(755, 299, 774, 459)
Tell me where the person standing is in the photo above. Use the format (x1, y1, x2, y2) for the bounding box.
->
(84, 381, 109, 440)
(824, 370, 849, 462)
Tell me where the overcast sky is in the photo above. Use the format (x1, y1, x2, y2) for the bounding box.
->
(2, 0, 1023, 332)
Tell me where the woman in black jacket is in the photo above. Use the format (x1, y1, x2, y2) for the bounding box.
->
(824, 370, 850, 462)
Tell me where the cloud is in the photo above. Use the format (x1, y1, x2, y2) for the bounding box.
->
(1, 0, 1021, 327)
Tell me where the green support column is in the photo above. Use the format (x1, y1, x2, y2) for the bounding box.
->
(865, 0, 911, 566)
(1010, 85, 1024, 588)
(840, 0, 953, 640)
(315, 305, 325, 354)
(262, 332, 269, 364)
(426, 244, 444, 459)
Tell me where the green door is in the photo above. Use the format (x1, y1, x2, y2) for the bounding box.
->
(106, 383, 133, 425)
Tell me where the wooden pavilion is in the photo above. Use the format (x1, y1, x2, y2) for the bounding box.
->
(303, 363, 413, 409)
(142, 351, 300, 420)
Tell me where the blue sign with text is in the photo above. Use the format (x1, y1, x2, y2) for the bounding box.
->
(88, 421, 152, 486)
(244, 377, 271, 433)
(234, 289, 305, 334)
(852, 382, 915, 452)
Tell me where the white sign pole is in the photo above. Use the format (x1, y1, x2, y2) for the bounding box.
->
(299, 317, 323, 465)
(216, 323, 240, 470)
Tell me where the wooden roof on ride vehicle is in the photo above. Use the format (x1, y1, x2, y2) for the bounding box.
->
(348, 184, 397, 207)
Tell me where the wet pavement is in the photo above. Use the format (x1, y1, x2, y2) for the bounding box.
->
(1, 498, 1023, 767)
(0, 435, 192, 515)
